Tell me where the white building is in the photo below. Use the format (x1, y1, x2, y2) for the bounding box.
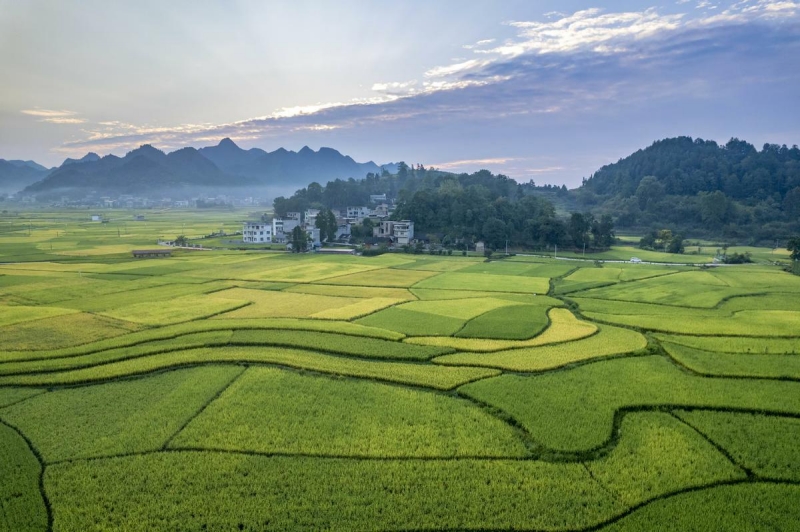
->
(242, 221, 273, 243)
(373, 220, 414, 245)
(369, 194, 387, 203)
(372, 203, 391, 218)
(346, 206, 370, 222)
(272, 218, 301, 243)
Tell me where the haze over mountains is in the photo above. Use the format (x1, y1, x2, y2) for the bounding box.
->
(0, 139, 395, 198)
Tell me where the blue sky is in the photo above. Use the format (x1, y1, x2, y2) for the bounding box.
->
(1, 0, 798, 187)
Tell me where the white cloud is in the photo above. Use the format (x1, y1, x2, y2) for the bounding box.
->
(21, 109, 87, 124)
(424, 59, 487, 78)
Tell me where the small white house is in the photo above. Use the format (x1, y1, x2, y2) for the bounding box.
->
(630, 257, 642, 264)
(346, 206, 370, 222)
(242, 221, 273, 243)
(90, 214, 102, 222)
(369, 194, 387, 203)
(373, 220, 414, 245)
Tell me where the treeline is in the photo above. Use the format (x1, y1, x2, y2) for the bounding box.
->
(576, 137, 800, 241)
(274, 165, 612, 251)
(392, 179, 612, 250)
(273, 163, 445, 217)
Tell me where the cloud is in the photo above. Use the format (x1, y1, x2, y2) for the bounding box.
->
(424, 59, 490, 78)
(435, 157, 518, 169)
(21, 108, 87, 124)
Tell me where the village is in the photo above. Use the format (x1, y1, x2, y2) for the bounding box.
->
(242, 194, 415, 250)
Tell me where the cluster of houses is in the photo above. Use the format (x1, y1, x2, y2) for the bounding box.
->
(243, 199, 414, 248)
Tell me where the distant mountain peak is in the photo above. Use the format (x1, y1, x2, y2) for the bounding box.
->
(217, 137, 240, 149)
(298, 146, 314, 155)
(61, 152, 100, 166)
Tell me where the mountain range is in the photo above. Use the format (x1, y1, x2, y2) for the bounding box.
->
(1, 139, 394, 198)
(0, 159, 53, 193)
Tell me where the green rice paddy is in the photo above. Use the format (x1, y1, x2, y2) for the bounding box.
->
(0, 208, 798, 530)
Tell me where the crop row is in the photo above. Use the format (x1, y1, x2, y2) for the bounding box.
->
(655, 333, 800, 354)
(0, 346, 494, 390)
(405, 308, 597, 352)
(578, 299, 800, 336)
(662, 342, 800, 380)
(0, 317, 404, 363)
(0, 312, 142, 351)
(435, 323, 645, 371)
(0, 328, 451, 377)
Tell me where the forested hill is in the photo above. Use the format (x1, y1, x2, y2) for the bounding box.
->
(274, 164, 597, 251)
(576, 137, 800, 240)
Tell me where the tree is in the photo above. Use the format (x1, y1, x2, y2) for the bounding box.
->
(290, 225, 309, 253)
(174, 235, 188, 246)
(789, 236, 800, 261)
(667, 233, 685, 254)
(481, 217, 506, 250)
(635, 176, 665, 210)
(315, 208, 338, 242)
(591, 214, 615, 248)
(568, 213, 592, 248)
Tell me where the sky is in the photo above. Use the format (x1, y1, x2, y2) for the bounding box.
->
(1, 0, 799, 188)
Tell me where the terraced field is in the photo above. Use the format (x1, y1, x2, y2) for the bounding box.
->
(0, 212, 798, 531)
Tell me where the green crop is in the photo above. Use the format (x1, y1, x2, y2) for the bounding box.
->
(602, 483, 800, 531)
(0, 422, 48, 532)
(356, 306, 466, 336)
(171, 366, 525, 457)
(460, 356, 800, 452)
(0, 366, 243, 463)
(0, 304, 78, 328)
(655, 333, 800, 354)
(662, 341, 800, 379)
(586, 412, 744, 505)
(675, 410, 800, 481)
(0, 312, 142, 351)
(456, 303, 550, 340)
(45, 452, 622, 532)
(413, 272, 550, 293)
(405, 307, 596, 352)
(0, 346, 490, 390)
(436, 323, 644, 371)
(323, 267, 439, 287)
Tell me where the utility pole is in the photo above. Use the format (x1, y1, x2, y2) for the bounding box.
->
(583, 242, 586, 257)
(554, 244, 557, 259)
(505, 239, 508, 255)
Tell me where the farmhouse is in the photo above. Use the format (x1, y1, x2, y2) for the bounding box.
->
(242, 221, 273, 243)
(373, 220, 415, 245)
(132, 249, 172, 258)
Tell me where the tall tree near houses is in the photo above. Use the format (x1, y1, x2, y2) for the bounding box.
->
(290, 225, 309, 252)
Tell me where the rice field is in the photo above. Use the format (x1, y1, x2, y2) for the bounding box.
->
(0, 209, 798, 531)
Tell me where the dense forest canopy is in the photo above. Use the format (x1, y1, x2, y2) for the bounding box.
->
(577, 137, 800, 241)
